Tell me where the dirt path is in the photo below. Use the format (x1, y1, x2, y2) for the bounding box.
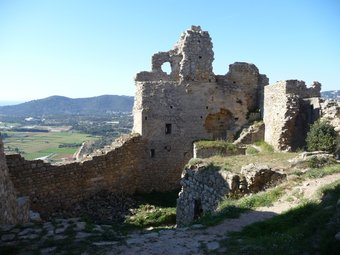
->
(108, 173, 340, 255)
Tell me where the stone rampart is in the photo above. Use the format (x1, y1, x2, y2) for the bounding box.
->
(6, 134, 144, 217)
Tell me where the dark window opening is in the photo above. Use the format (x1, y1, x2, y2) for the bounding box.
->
(199, 56, 202, 59)
(165, 123, 172, 134)
(194, 199, 203, 220)
(198, 40, 201, 43)
(233, 81, 236, 84)
(170, 105, 173, 109)
(200, 116, 203, 119)
(206, 106, 209, 109)
(144, 116, 148, 120)
(164, 145, 171, 152)
(234, 117, 239, 121)
(150, 149, 155, 158)
(310, 105, 314, 122)
(236, 99, 243, 105)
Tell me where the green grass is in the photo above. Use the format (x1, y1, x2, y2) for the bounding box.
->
(125, 206, 176, 228)
(303, 164, 340, 178)
(218, 180, 340, 255)
(246, 146, 259, 154)
(205, 152, 298, 174)
(254, 140, 274, 153)
(3, 131, 99, 160)
(195, 186, 285, 226)
(195, 140, 237, 152)
(123, 191, 178, 229)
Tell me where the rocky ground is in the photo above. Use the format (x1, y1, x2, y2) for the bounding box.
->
(48, 191, 136, 225)
(1, 172, 339, 255)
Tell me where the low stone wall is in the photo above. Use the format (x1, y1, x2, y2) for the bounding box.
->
(193, 144, 245, 159)
(0, 138, 29, 224)
(176, 163, 286, 226)
(6, 134, 144, 218)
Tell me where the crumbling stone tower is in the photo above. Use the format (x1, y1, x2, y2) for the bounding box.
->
(264, 80, 321, 151)
(133, 26, 268, 191)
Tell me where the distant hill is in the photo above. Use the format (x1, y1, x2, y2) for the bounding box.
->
(0, 95, 134, 116)
(321, 90, 340, 101)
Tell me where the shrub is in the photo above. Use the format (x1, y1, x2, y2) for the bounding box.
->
(307, 156, 335, 168)
(306, 121, 338, 153)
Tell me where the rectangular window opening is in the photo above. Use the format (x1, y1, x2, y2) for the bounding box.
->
(165, 123, 172, 134)
(150, 149, 155, 158)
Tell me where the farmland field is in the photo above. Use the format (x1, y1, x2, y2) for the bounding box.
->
(3, 131, 99, 161)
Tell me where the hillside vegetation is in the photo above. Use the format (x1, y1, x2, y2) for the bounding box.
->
(0, 95, 134, 116)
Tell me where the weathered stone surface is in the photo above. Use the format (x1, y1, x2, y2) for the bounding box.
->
(133, 26, 268, 194)
(240, 164, 286, 193)
(288, 151, 335, 166)
(176, 163, 286, 226)
(6, 134, 144, 218)
(0, 138, 29, 224)
(320, 99, 340, 133)
(234, 121, 265, 145)
(264, 80, 321, 151)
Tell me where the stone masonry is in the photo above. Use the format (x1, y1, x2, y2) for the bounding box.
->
(0, 138, 29, 224)
(133, 26, 268, 191)
(6, 134, 144, 217)
(176, 163, 286, 226)
(264, 80, 321, 151)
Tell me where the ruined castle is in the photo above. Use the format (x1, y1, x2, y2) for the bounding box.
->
(1, 26, 321, 222)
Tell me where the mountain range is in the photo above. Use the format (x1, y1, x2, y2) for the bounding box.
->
(0, 95, 134, 116)
(321, 90, 340, 101)
(0, 90, 338, 117)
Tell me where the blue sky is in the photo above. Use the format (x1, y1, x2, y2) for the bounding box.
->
(0, 0, 339, 101)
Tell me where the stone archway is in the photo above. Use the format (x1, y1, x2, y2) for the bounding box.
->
(204, 108, 234, 140)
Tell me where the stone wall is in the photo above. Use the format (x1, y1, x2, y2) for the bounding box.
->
(264, 80, 321, 151)
(6, 134, 145, 217)
(133, 26, 268, 190)
(0, 138, 29, 224)
(320, 99, 340, 133)
(176, 163, 286, 226)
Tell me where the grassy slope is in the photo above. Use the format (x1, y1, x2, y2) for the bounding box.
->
(219, 179, 340, 255)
